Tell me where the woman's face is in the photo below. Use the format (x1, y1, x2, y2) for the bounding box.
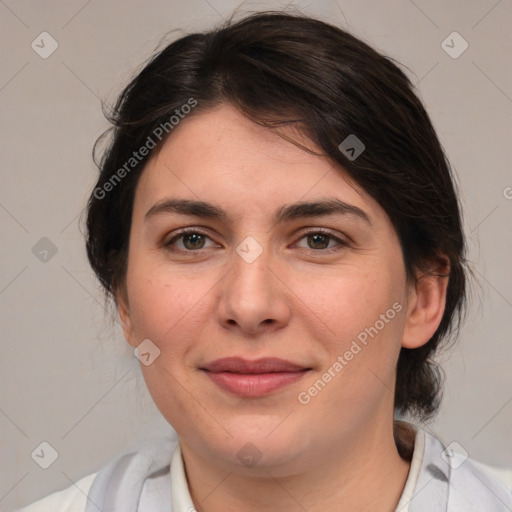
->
(117, 103, 416, 475)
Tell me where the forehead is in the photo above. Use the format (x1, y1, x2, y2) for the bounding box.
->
(133, 103, 381, 223)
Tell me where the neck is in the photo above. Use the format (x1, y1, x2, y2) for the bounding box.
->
(180, 420, 414, 512)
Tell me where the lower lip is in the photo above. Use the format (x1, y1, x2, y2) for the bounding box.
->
(203, 370, 309, 397)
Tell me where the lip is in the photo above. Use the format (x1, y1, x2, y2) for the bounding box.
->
(200, 357, 311, 397)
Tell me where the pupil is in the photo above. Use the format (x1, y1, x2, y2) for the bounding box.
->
(185, 233, 204, 249)
(310, 234, 328, 249)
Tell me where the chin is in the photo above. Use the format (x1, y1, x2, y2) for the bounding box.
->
(211, 421, 311, 471)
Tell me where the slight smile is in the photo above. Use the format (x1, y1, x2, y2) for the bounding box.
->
(200, 357, 312, 397)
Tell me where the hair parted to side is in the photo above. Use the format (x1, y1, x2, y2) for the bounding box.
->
(85, 10, 467, 421)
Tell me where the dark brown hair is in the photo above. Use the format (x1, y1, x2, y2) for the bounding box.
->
(85, 11, 467, 421)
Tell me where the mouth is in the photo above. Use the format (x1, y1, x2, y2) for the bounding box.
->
(200, 357, 312, 397)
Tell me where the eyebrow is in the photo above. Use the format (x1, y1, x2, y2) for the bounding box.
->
(144, 198, 372, 227)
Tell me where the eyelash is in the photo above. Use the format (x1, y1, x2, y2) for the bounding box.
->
(163, 227, 348, 254)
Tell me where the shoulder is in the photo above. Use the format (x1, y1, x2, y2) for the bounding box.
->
(15, 473, 97, 512)
(419, 426, 512, 510)
(471, 459, 512, 490)
(396, 421, 512, 511)
(450, 456, 512, 510)
(16, 436, 179, 512)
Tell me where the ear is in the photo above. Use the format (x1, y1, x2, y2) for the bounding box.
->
(114, 285, 137, 348)
(401, 259, 450, 349)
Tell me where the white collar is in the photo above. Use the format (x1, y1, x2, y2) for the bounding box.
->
(135, 443, 195, 511)
(170, 443, 195, 512)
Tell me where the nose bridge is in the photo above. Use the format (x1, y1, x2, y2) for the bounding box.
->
(229, 234, 273, 298)
(217, 233, 289, 333)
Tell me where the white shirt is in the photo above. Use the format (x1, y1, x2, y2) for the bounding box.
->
(16, 423, 512, 512)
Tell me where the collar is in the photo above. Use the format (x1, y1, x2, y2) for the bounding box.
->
(169, 443, 195, 511)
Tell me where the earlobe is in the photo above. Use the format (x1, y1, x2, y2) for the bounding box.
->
(401, 260, 450, 349)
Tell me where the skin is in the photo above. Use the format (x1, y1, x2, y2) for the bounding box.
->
(117, 103, 448, 512)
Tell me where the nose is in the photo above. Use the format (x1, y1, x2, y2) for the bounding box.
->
(216, 239, 291, 337)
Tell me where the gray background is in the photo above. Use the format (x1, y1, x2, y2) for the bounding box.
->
(1, 0, 511, 510)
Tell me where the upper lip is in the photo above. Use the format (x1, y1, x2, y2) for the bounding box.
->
(201, 357, 310, 374)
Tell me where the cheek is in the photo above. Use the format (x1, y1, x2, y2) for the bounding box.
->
(126, 270, 207, 424)
(293, 264, 406, 394)
(125, 262, 204, 351)
(291, 265, 399, 343)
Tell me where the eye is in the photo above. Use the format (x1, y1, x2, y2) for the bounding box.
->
(295, 229, 348, 253)
(163, 227, 348, 254)
(164, 229, 217, 252)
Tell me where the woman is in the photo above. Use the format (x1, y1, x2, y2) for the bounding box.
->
(18, 10, 512, 512)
